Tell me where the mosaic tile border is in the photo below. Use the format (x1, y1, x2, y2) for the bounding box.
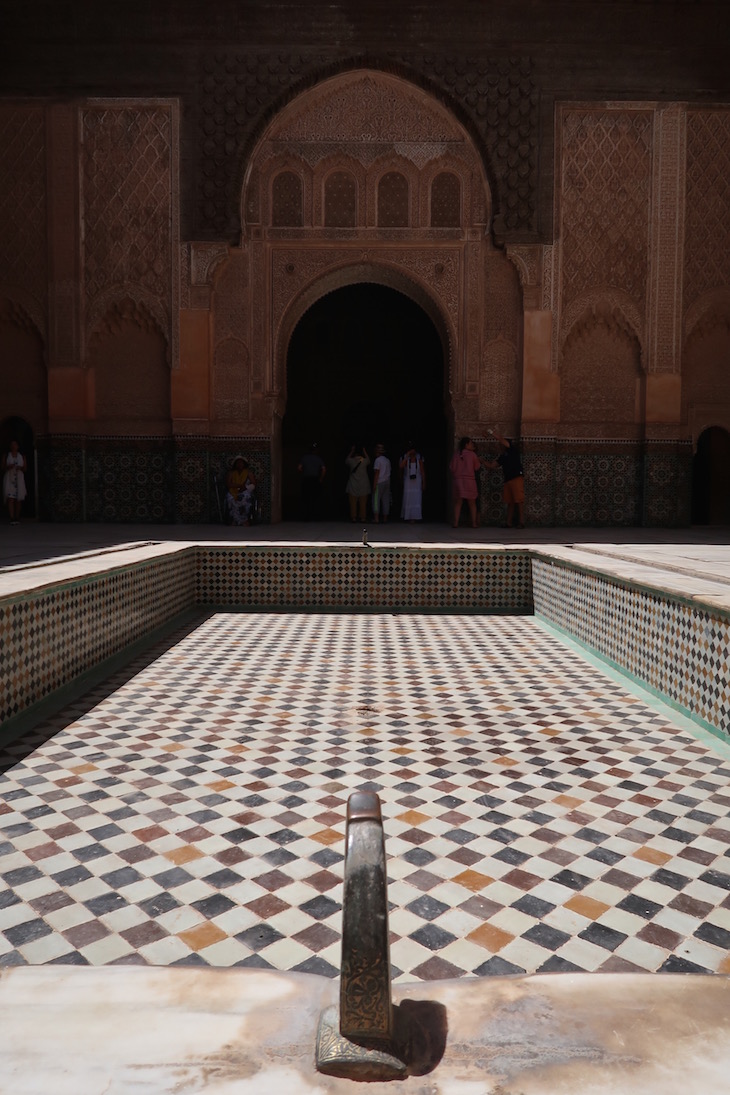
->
(0, 551, 197, 727)
(196, 546, 533, 612)
(532, 556, 730, 739)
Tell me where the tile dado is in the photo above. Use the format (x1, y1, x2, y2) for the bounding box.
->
(532, 557, 730, 738)
(0, 552, 197, 727)
(196, 547, 533, 612)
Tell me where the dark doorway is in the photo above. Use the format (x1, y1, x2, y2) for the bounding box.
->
(282, 283, 448, 521)
(1, 416, 35, 521)
(692, 426, 730, 525)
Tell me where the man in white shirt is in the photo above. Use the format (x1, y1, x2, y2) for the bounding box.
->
(371, 442, 392, 523)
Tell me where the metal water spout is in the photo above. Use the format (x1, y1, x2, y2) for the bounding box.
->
(315, 790, 405, 1078)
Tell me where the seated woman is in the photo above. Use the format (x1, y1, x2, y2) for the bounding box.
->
(226, 455, 256, 525)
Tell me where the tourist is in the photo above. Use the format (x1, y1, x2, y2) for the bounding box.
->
(450, 436, 488, 528)
(2, 440, 27, 525)
(298, 442, 326, 520)
(226, 455, 256, 526)
(345, 444, 370, 522)
(400, 442, 425, 522)
(483, 433, 525, 528)
(371, 442, 391, 523)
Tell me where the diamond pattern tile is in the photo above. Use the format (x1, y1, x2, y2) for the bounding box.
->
(2, 612, 730, 982)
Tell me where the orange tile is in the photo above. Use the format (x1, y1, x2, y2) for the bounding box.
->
(554, 794, 583, 808)
(494, 756, 518, 767)
(392, 747, 412, 755)
(453, 869, 494, 893)
(467, 922, 514, 952)
(718, 955, 730, 974)
(632, 846, 672, 866)
(165, 845, 204, 865)
(70, 763, 97, 774)
(396, 810, 431, 826)
(310, 828, 344, 846)
(565, 895, 610, 920)
(207, 779, 236, 791)
(178, 922, 227, 952)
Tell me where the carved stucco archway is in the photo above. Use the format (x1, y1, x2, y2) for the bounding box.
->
(275, 260, 454, 410)
(239, 67, 500, 519)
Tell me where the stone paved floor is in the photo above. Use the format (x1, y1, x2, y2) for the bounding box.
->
(2, 612, 730, 982)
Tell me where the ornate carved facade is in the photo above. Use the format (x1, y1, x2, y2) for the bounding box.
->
(1, 2, 729, 525)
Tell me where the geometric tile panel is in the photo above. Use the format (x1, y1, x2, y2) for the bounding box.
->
(2, 613, 730, 982)
(0, 552, 197, 726)
(532, 557, 730, 739)
(197, 547, 533, 612)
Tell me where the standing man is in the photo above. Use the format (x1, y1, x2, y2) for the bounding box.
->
(371, 442, 391, 523)
(484, 433, 525, 529)
(298, 442, 326, 520)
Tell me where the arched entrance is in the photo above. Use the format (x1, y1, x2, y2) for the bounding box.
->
(692, 426, 730, 525)
(282, 283, 448, 521)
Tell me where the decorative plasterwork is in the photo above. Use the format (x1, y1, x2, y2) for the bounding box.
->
(505, 244, 543, 311)
(560, 288, 645, 368)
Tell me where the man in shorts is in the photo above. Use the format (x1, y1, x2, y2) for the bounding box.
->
(484, 433, 525, 529)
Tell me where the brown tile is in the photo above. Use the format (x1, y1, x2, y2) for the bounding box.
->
(447, 847, 482, 866)
(637, 923, 681, 950)
(120, 921, 169, 948)
(245, 894, 290, 918)
(500, 868, 542, 891)
(304, 869, 340, 894)
(46, 821, 80, 840)
(25, 841, 62, 862)
(667, 893, 713, 919)
(215, 846, 251, 867)
(705, 827, 730, 845)
(532, 828, 563, 845)
(399, 827, 432, 846)
(293, 923, 339, 951)
(541, 847, 577, 866)
(132, 824, 168, 843)
(405, 869, 442, 892)
(252, 869, 291, 892)
(30, 891, 74, 914)
(313, 810, 342, 826)
(599, 954, 645, 973)
(177, 825, 212, 844)
(411, 956, 465, 980)
(678, 846, 716, 866)
(602, 868, 641, 890)
(63, 920, 110, 948)
(458, 895, 502, 920)
(118, 845, 156, 864)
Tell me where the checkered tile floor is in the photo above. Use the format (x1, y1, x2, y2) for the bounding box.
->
(2, 613, 730, 982)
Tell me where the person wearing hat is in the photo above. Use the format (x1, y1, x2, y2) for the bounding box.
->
(371, 442, 392, 523)
(226, 455, 256, 525)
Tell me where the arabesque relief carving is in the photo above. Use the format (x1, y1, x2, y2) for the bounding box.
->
(197, 52, 536, 239)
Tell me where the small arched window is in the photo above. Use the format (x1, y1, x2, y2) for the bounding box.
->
(430, 172, 461, 228)
(377, 172, 409, 227)
(324, 171, 357, 227)
(272, 171, 303, 227)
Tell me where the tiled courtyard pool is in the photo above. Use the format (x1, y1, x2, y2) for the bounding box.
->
(2, 611, 730, 981)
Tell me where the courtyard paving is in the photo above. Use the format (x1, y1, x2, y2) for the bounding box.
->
(2, 609, 730, 981)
